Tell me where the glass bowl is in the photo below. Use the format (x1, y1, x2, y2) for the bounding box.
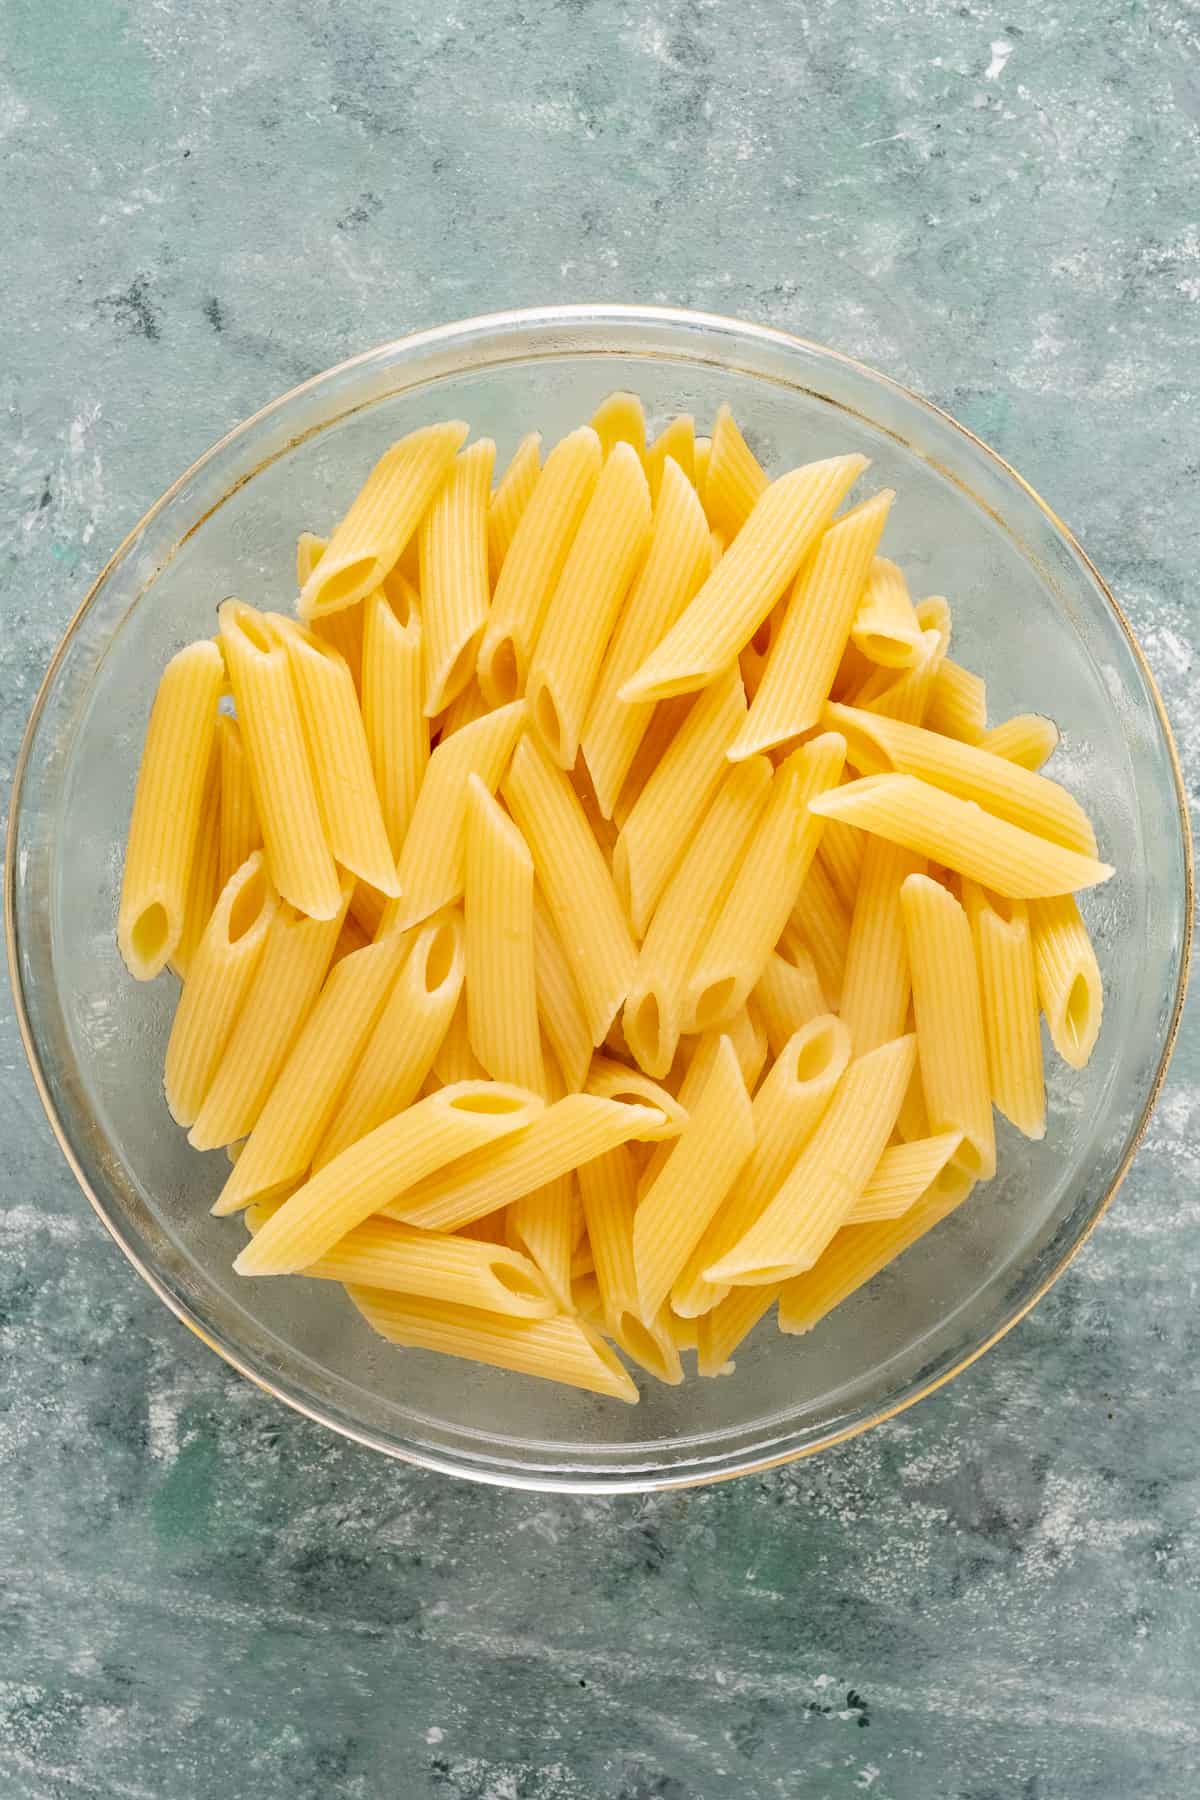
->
(6, 306, 1192, 1492)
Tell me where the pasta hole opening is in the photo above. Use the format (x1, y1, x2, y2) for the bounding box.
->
(858, 631, 914, 667)
(985, 891, 1018, 926)
(228, 866, 269, 942)
(840, 724, 891, 776)
(532, 683, 564, 764)
(440, 642, 476, 707)
(791, 1023, 839, 1083)
(751, 617, 773, 655)
(1064, 972, 1095, 1052)
(929, 1164, 975, 1206)
(131, 903, 170, 970)
(614, 1313, 672, 1379)
(728, 1263, 792, 1286)
(422, 922, 458, 992)
(486, 636, 519, 705)
(951, 1138, 986, 1180)
(691, 977, 738, 1033)
(384, 582, 414, 630)
(625, 994, 666, 1076)
(235, 610, 273, 654)
(313, 558, 377, 611)
(492, 1261, 548, 1301)
(448, 1090, 531, 1116)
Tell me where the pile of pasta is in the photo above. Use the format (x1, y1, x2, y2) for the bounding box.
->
(117, 396, 1110, 1403)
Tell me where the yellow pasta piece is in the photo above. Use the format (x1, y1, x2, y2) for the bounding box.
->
(612, 665, 747, 938)
(361, 581, 428, 860)
(810, 775, 1114, 899)
(298, 535, 367, 693)
(643, 414, 695, 501)
(787, 856, 851, 1007)
(236, 1082, 542, 1274)
(925, 657, 987, 743)
(384, 700, 526, 930)
(164, 852, 277, 1128)
(527, 442, 652, 769)
(838, 836, 926, 1055)
(901, 874, 996, 1179)
(581, 457, 711, 818)
(348, 879, 388, 939)
(850, 556, 923, 668)
(298, 421, 467, 619)
(856, 626, 945, 727)
(171, 740, 221, 981)
(778, 1160, 977, 1336)
(844, 1131, 965, 1223)
(464, 777, 544, 1094)
(684, 732, 847, 1032)
(346, 1288, 638, 1403)
(332, 913, 372, 965)
(624, 759, 772, 1077)
(728, 488, 893, 759)
(435, 679, 488, 739)
(271, 615, 400, 896)
(317, 911, 464, 1166)
(432, 994, 487, 1087)
(692, 434, 711, 504)
(477, 426, 602, 705)
(487, 431, 542, 585)
(632, 1034, 755, 1323)
(704, 1033, 916, 1285)
(672, 1015, 851, 1316)
(216, 715, 262, 890)
(507, 1174, 579, 1312)
(419, 438, 495, 716)
(818, 817, 866, 912)
(981, 713, 1059, 771)
(211, 931, 410, 1213)
(590, 390, 646, 459)
(578, 1145, 675, 1364)
(620, 455, 868, 703)
(118, 638, 224, 978)
(824, 702, 1098, 856)
(753, 946, 828, 1058)
(584, 1057, 688, 1141)
(532, 893, 592, 1093)
(218, 602, 342, 920)
(296, 530, 326, 587)
(696, 1283, 778, 1375)
(1028, 893, 1104, 1069)
(291, 1217, 555, 1318)
(502, 733, 637, 1046)
(702, 404, 769, 540)
(609, 693, 695, 830)
(962, 882, 1046, 1139)
(387, 1095, 665, 1233)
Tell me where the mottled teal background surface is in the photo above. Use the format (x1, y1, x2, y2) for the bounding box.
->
(2, 2, 1198, 1796)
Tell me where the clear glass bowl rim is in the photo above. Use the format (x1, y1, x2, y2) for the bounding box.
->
(5, 303, 1193, 1492)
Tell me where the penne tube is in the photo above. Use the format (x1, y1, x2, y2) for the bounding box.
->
(532, 892, 592, 1093)
(464, 777, 544, 1094)
(361, 580, 428, 860)
(216, 714, 262, 891)
(644, 414, 696, 500)
(527, 442, 652, 769)
(300, 525, 363, 692)
(299, 422, 467, 619)
(577, 1142, 684, 1381)
(697, 1283, 778, 1376)
(850, 556, 923, 668)
(487, 431, 542, 585)
(118, 638, 224, 978)
(171, 741, 222, 982)
(431, 995, 487, 1087)
(1028, 893, 1104, 1070)
(294, 1218, 555, 1318)
(702, 404, 768, 539)
(728, 489, 893, 759)
(620, 454, 869, 702)
(838, 836, 926, 1055)
(590, 390, 646, 459)
(844, 1130, 964, 1223)
(981, 713, 1059, 771)
(856, 624, 945, 727)
(346, 1288, 638, 1403)
(753, 945, 828, 1058)
(584, 1058, 688, 1141)
(786, 856, 851, 1008)
(692, 434, 711, 505)
(502, 733, 637, 1046)
(419, 438, 495, 715)
(507, 1174, 579, 1312)
(810, 775, 1114, 899)
(332, 914, 372, 965)
(901, 874, 996, 1179)
(164, 852, 278, 1127)
(348, 879, 388, 939)
(435, 679, 488, 739)
(925, 657, 987, 743)
(296, 529, 327, 587)
(818, 817, 866, 912)
(477, 426, 602, 706)
(962, 881, 1046, 1139)
(639, 1005, 770, 1205)
(610, 693, 695, 830)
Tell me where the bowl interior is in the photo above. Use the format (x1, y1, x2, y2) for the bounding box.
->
(10, 311, 1190, 1488)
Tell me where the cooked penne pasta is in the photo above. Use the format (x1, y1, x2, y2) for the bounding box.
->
(296, 529, 327, 587)
(288, 1217, 555, 1318)
(419, 438, 495, 716)
(702, 404, 769, 539)
(362, 581, 427, 860)
(925, 656, 987, 743)
(787, 856, 851, 1007)
(507, 1174, 579, 1312)
(531, 892, 592, 1093)
(436, 679, 489, 739)
(1028, 893, 1104, 1069)
(901, 874, 996, 1178)
(753, 945, 828, 1058)
(981, 713, 1059, 771)
(584, 1058, 688, 1140)
(216, 715, 261, 891)
(644, 414, 696, 500)
(577, 1143, 679, 1380)
(844, 1130, 964, 1223)
(487, 431, 542, 585)
(590, 390, 646, 459)
(464, 777, 544, 1094)
(696, 1282, 778, 1375)
(692, 434, 712, 504)
(851, 556, 923, 668)
(838, 836, 926, 1055)
(431, 994, 487, 1087)
(118, 638, 225, 979)
(171, 741, 222, 982)
(961, 881, 1046, 1139)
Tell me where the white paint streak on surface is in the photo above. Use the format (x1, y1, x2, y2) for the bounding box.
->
(986, 39, 1014, 81)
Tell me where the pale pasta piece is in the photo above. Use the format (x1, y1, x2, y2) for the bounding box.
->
(786, 856, 851, 1007)
(850, 556, 923, 668)
(844, 1131, 965, 1223)
(643, 414, 695, 500)
(728, 488, 893, 759)
(620, 455, 869, 702)
(584, 1058, 688, 1141)
(901, 874, 996, 1179)
(581, 457, 711, 817)
(487, 432, 542, 585)
(272, 615, 400, 896)
(703, 404, 769, 539)
(346, 1288, 638, 1403)
(632, 1035, 755, 1323)
(188, 880, 350, 1150)
(298, 421, 467, 619)
(464, 777, 544, 1094)
(301, 528, 365, 694)
(613, 666, 747, 937)
(896, 1054, 931, 1145)
(824, 702, 1098, 855)
(432, 995, 487, 1086)
(289, 1218, 555, 1318)
(753, 946, 828, 1058)
(218, 601, 342, 920)
(623, 759, 772, 1077)
(810, 775, 1114, 899)
(295, 529, 327, 587)
(507, 1174, 579, 1312)
(383, 700, 526, 930)
(962, 881, 1046, 1139)
(171, 741, 222, 981)
(590, 390, 646, 459)
(235, 1082, 542, 1274)
(671, 1015, 851, 1316)
(981, 713, 1059, 771)
(1028, 893, 1104, 1069)
(527, 442, 652, 769)
(684, 731, 847, 1033)
(697, 1283, 778, 1375)
(838, 836, 926, 1055)
(419, 438, 495, 715)
(212, 931, 410, 1214)
(164, 853, 277, 1127)
(637, 1005, 768, 1201)
(703, 1033, 916, 1285)
(387, 1096, 665, 1233)
(692, 435, 712, 504)
(477, 427, 602, 706)
(532, 893, 592, 1093)
(818, 817, 866, 911)
(216, 715, 262, 890)
(118, 638, 224, 979)
(361, 581, 427, 859)
(502, 733, 637, 1046)
(778, 1160, 977, 1336)
(925, 657, 987, 743)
